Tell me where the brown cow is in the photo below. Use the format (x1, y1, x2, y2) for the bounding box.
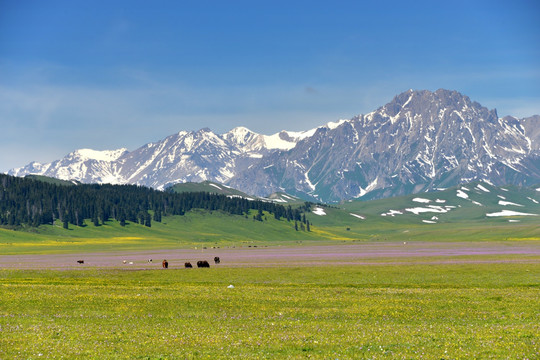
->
(162, 259, 168, 269)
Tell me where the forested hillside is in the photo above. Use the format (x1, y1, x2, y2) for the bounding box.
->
(0, 174, 301, 229)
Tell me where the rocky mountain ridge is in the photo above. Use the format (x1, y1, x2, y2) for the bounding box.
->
(9, 89, 540, 202)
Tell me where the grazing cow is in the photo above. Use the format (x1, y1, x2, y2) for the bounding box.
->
(162, 259, 168, 269)
(185, 262, 193, 268)
(197, 260, 210, 268)
(148, 259, 153, 263)
(214, 256, 220, 264)
(123, 260, 127, 264)
(77, 260, 84, 264)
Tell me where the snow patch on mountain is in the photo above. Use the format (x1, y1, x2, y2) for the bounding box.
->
(486, 210, 537, 217)
(405, 206, 448, 215)
(75, 148, 128, 162)
(476, 184, 490, 192)
(498, 200, 524, 207)
(326, 119, 348, 129)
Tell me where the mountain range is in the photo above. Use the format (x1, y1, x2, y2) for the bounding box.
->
(9, 89, 540, 203)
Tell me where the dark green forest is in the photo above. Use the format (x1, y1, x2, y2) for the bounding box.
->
(0, 174, 310, 229)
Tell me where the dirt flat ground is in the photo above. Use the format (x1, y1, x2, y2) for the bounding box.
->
(1, 241, 539, 270)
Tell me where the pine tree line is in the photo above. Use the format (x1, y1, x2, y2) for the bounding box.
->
(0, 174, 292, 228)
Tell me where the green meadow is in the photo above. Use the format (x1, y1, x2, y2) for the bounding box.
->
(1, 263, 538, 359)
(1, 181, 539, 358)
(0, 210, 328, 255)
(2, 204, 540, 255)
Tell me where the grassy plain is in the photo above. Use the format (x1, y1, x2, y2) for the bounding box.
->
(1, 262, 538, 359)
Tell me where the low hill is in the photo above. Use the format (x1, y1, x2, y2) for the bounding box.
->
(168, 181, 304, 204)
(265, 192, 306, 205)
(168, 181, 256, 199)
(25, 175, 80, 186)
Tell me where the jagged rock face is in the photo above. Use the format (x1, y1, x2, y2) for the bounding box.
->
(116, 128, 245, 189)
(8, 89, 540, 202)
(521, 115, 540, 150)
(229, 89, 540, 202)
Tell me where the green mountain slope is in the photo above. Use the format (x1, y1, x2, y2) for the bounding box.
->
(341, 182, 540, 223)
(300, 182, 540, 243)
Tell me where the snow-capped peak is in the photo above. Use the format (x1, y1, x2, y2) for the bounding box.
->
(326, 119, 348, 129)
(224, 126, 258, 145)
(262, 132, 299, 150)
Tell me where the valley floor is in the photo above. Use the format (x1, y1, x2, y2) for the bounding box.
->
(0, 250, 538, 359)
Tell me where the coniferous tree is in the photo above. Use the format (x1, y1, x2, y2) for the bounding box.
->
(144, 212, 151, 227)
(118, 212, 126, 227)
(92, 212, 99, 227)
(153, 209, 161, 222)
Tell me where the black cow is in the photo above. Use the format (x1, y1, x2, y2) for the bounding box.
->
(185, 262, 193, 268)
(197, 260, 210, 268)
(214, 256, 220, 264)
(77, 260, 84, 264)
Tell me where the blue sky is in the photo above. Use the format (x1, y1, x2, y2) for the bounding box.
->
(1, 0, 539, 172)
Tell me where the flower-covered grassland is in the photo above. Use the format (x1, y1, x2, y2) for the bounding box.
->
(0, 263, 538, 359)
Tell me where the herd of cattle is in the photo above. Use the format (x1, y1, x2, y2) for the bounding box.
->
(162, 257, 219, 268)
(76, 256, 221, 268)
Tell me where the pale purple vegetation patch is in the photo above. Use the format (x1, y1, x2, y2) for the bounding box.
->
(1, 241, 539, 270)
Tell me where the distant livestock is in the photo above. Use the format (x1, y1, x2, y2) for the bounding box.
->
(148, 259, 153, 263)
(77, 260, 84, 264)
(162, 260, 169, 269)
(185, 262, 193, 268)
(197, 260, 210, 268)
(214, 256, 220, 264)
